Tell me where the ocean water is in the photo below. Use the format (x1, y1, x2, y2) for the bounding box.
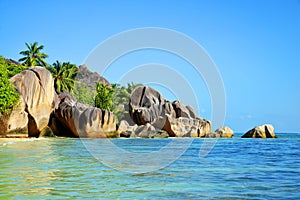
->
(1, 133, 300, 199)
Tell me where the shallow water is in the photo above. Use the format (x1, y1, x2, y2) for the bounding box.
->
(1, 133, 300, 199)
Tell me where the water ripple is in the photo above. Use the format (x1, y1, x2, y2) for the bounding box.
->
(0, 134, 300, 199)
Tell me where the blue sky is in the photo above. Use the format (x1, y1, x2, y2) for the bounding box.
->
(1, 0, 300, 132)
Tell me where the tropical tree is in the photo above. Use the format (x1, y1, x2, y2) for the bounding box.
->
(19, 42, 48, 67)
(94, 82, 116, 111)
(48, 61, 78, 93)
(94, 82, 141, 122)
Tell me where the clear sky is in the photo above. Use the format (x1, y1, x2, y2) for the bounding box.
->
(1, 0, 300, 133)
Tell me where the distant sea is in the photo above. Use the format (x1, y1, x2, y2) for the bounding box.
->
(1, 133, 300, 199)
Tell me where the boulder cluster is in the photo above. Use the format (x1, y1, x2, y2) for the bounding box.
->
(119, 86, 213, 138)
(1, 67, 116, 138)
(0, 67, 277, 139)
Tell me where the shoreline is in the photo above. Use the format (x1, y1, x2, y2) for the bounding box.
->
(0, 132, 298, 141)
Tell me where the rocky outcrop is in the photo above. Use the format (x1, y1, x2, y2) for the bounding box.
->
(1, 66, 118, 138)
(6, 67, 57, 137)
(117, 120, 169, 138)
(117, 120, 134, 137)
(211, 126, 234, 138)
(172, 100, 197, 119)
(133, 123, 168, 138)
(129, 86, 173, 125)
(242, 124, 276, 138)
(151, 115, 211, 137)
(5, 100, 28, 135)
(75, 64, 109, 88)
(2, 66, 278, 140)
(129, 86, 211, 137)
(5, 58, 22, 66)
(50, 91, 117, 138)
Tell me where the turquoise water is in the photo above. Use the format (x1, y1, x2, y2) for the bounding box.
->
(1, 133, 300, 199)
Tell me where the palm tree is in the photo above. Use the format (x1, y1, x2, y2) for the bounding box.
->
(19, 42, 48, 67)
(48, 61, 78, 93)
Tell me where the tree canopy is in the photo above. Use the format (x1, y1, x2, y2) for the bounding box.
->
(47, 61, 78, 93)
(94, 82, 141, 123)
(19, 42, 48, 67)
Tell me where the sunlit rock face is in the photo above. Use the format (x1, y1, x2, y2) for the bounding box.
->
(129, 86, 211, 137)
(6, 66, 57, 137)
(50, 91, 117, 138)
(242, 124, 276, 138)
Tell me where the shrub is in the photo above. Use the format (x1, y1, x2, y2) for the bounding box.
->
(0, 56, 20, 116)
(94, 82, 116, 111)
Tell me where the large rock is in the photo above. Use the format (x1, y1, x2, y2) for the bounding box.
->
(129, 86, 211, 137)
(242, 124, 277, 138)
(186, 105, 197, 119)
(134, 123, 155, 138)
(50, 91, 117, 138)
(129, 86, 173, 125)
(117, 120, 168, 138)
(213, 126, 234, 138)
(5, 67, 57, 137)
(117, 120, 138, 137)
(159, 115, 211, 137)
(172, 100, 194, 118)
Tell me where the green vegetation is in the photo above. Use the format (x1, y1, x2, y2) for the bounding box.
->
(73, 81, 95, 106)
(2, 41, 140, 126)
(0, 57, 20, 116)
(94, 82, 140, 123)
(18, 41, 78, 94)
(19, 42, 48, 67)
(47, 61, 78, 93)
(111, 83, 141, 123)
(5, 59, 26, 78)
(94, 82, 116, 111)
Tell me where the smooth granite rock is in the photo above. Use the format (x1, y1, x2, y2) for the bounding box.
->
(242, 124, 276, 138)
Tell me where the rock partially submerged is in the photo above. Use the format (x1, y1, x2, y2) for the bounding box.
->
(212, 126, 234, 138)
(151, 115, 211, 137)
(117, 120, 169, 138)
(242, 124, 276, 138)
